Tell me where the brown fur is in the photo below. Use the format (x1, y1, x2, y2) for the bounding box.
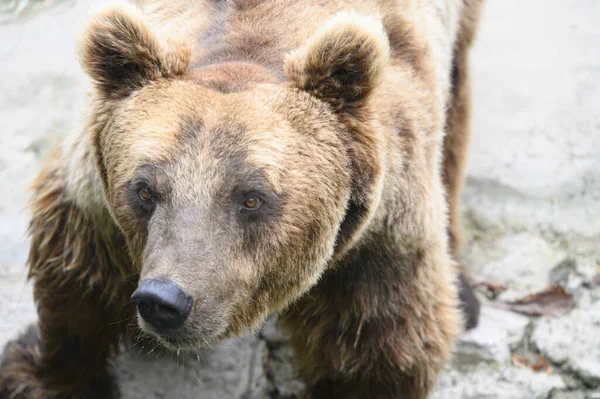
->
(443, 0, 484, 330)
(0, 153, 135, 398)
(0, 1, 483, 398)
(443, 0, 484, 254)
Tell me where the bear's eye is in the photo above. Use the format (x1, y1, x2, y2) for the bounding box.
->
(240, 197, 262, 211)
(127, 171, 159, 218)
(139, 187, 152, 201)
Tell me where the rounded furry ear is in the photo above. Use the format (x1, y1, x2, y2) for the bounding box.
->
(284, 12, 390, 113)
(79, 4, 190, 98)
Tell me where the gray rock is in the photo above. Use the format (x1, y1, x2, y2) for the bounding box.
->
(432, 364, 565, 399)
(466, 0, 600, 238)
(552, 391, 600, 399)
(531, 300, 600, 386)
(118, 336, 269, 399)
(266, 343, 305, 399)
(550, 258, 578, 287)
(0, 273, 36, 346)
(260, 317, 306, 398)
(260, 316, 288, 346)
(463, 233, 565, 301)
(548, 390, 586, 399)
(453, 306, 530, 367)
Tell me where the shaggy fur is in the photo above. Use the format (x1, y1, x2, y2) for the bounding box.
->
(0, 0, 483, 398)
(443, 0, 484, 330)
(0, 155, 134, 398)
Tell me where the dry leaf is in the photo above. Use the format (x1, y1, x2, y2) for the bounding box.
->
(494, 285, 574, 317)
(511, 355, 553, 374)
(475, 280, 508, 299)
(511, 354, 530, 368)
(531, 356, 553, 375)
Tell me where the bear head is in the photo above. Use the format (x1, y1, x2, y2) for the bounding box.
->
(79, 4, 389, 349)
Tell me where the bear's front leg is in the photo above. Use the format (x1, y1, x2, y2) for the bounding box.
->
(0, 162, 135, 399)
(280, 238, 461, 399)
(0, 322, 119, 399)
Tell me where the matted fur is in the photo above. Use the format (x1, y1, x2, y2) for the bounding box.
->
(0, 0, 484, 398)
(0, 153, 135, 398)
(443, 0, 485, 253)
(443, 0, 484, 330)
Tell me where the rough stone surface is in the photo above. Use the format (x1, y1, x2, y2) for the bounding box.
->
(432, 365, 565, 399)
(1, 0, 599, 398)
(531, 301, 600, 386)
(464, 0, 600, 237)
(265, 341, 305, 399)
(260, 318, 306, 398)
(548, 391, 586, 399)
(118, 337, 269, 399)
(454, 306, 530, 366)
(462, 233, 566, 301)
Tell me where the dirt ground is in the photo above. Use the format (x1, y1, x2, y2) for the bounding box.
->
(0, 1, 599, 398)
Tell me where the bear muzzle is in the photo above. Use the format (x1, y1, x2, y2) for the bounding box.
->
(132, 278, 193, 331)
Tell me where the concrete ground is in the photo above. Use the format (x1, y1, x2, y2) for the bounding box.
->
(0, 0, 599, 398)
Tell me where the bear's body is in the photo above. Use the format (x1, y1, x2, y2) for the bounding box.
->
(0, 0, 483, 398)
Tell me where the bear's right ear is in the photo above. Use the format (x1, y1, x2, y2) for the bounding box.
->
(79, 4, 190, 99)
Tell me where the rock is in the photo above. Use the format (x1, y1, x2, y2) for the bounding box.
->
(531, 300, 600, 386)
(550, 258, 578, 287)
(432, 364, 565, 399)
(260, 317, 306, 398)
(453, 305, 530, 367)
(466, 0, 600, 238)
(463, 233, 565, 301)
(117, 336, 269, 399)
(260, 316, 288, 347)
(266, 343, 305, 399)
(0, 272, 36, 346)
(572, 286, 600, 309)
(548, 390, 586, 399)
(577, 257, 600, 288)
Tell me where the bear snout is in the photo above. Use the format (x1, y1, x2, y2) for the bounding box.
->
(131, 278, 193, 331)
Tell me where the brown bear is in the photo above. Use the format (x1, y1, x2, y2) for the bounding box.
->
(0, 0, 483, 398)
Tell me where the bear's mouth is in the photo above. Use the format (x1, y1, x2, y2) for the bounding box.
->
(158, 335, 190, 350)
(145, 330, 200, 351)
(133, 295, 236, 351)
(139, 321, 221, 351)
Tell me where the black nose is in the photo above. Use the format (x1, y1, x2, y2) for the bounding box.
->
(131, 278, 193, 330)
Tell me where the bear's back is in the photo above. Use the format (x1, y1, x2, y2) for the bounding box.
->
(137, 0, 462, 91)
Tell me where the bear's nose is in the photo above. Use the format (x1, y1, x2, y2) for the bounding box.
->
(131, 278, 193, 330)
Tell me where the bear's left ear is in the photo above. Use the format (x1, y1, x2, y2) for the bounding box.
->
(79, 4, 190, 99)
(286, 13, 390, 256)
(284, 12, 390, 114)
